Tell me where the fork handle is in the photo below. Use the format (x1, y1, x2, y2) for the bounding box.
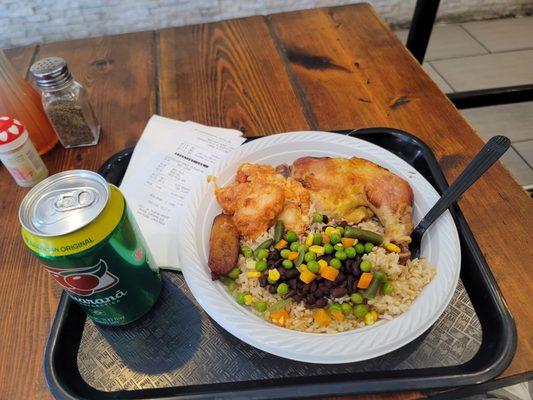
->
(413, 135, 510, 236)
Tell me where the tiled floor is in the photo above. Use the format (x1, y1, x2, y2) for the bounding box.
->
(396, 17, 533, 189)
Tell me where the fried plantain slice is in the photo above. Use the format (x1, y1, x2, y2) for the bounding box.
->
(208, 213, 240, 277)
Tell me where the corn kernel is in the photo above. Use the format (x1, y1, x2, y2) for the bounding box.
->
(244, 294, 254, 305)
(364, 310, 378, 325)
(268, 268, 280, 282)
(299, 270, 317, 284)
(305, 233, 314, 246)
(325, 226, 339, 235)
(318, 259, 328, 271)
(385, 243, 401, 253)
(309, 245, 325, 256)
(247, 271, 261, 279)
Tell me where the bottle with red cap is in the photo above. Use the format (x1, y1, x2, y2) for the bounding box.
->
(0, 116, 48, 187)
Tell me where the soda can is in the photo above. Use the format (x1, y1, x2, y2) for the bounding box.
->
(19, 170, 161, 326)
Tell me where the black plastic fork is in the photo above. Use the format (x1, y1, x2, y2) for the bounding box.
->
(409, 135, 510, 259)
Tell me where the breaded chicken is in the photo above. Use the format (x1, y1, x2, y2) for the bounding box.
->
(291, 157, 414, 246)
(214, 163, 310, 239)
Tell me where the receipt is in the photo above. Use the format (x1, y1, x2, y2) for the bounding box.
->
(120, 116, 245, 270)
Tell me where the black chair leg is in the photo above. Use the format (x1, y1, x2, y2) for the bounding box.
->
(406, 0, 441, 64)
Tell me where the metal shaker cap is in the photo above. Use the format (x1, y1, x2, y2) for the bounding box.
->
(19, 170, 110, 237)
(30, 57, 72, 89)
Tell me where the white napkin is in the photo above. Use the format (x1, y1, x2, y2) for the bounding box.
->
(119, 115, 245, 270)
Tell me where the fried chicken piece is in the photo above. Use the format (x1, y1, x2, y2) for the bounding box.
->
(208, 214, 240, 277)
(291, 157, 414, 245)
(215, 163, 310, 239)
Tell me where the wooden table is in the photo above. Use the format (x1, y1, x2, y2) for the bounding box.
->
(1, 4, 532, 399)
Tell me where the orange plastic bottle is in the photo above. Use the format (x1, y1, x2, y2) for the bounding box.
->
(0, 50, 57, 154)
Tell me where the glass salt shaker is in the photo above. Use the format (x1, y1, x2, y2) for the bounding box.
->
(30, 57, 100, 148)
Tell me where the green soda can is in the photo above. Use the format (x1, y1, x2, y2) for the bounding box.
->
(19, 170, 161, 326)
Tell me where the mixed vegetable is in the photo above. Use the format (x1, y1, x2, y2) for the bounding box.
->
(222, 214, 401, 328)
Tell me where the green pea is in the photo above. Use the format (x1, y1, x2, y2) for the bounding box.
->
(307, 260, 320, 273)
(255, 260, 267, 272)
(354, 304, 369, 318)
(277, 283, 289, 295)
(280, 249, 291, 259)
(337, 226, 345, 236)
(328, 303, 342, 313)
(341, 303, 352, 315)
(227, 267, 240, 280)
(360, 260, 372, 272)
(330, 258, 342, 269)
(255, 300, 268, 312)
(236, 292, 246, 305)
(304, 252, 316, 263)
(255, 248, 269, 260)
(241, 246, 253, 258)
(282, 259, 294, 269)
(334, 243, 344, 251)
(350, 293, 364, 304)
(290, 242, 300, 252)
(329, 232, 341, 245)
(355, 243, 365, 255)
(298, 244, 308, 253)
(364, 242, 374, 253)
(335, 250, 347, 261)
(313, 213, 324, 223)
(285, 231, 298, 242)
(383, 282, 394, 295)
(313, 233, 323, 246)
(227, 281, 237, 292)
(324, 243, 334, 255)
(345, 247, 356, 258)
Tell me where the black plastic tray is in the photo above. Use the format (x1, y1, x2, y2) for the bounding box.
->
(43, 128, 516, 399)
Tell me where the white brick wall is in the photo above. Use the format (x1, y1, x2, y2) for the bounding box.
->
(1, 0, 532, 48)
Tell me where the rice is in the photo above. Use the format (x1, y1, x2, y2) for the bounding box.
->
(227, 220, 436, 333)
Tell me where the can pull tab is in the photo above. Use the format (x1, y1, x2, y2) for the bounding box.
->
(53, 188, 96, 212)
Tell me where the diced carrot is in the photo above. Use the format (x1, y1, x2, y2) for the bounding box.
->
(322, 234, 330, 244)
(330, 310, 345, 321)
(314, 308, 331, 326)
(271, 309, 289, 326)
(357, 272, 373, 289)
(288, 251, 299, 261)
(299, 270, 316, 284)
(341, 237, 356, 247)
(274, 239, 288, 250)
(320, 265, 339, 281)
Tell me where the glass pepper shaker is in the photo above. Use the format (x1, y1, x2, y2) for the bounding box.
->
(30, 57, 100, 148)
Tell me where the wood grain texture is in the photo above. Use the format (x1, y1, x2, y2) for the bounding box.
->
(269, 2, 532, 380)
(0, 31, 156, 400)
(3, 44, 37, 78)
(158, 16, 312, 135)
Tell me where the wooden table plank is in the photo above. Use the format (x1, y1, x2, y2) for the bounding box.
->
(3, 44, 37, 78)
(0, 31, 156, 400)
(269, 3, 533, 382)
(158, 16, 312, 135)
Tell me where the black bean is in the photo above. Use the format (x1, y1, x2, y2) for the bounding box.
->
(288, 278, 297, 290)
(314, 289, 323, 298)
(305, 302, 316, 309)
(259, 275, 268, 287)
(339, 221, 348, 227)
(306, 294, 316, 304)
(286, 289, 296, 299)
(302, 285, 310, 294)
(268, 285, 277, 294)
(322, 255, 333, 264)
(347, 276, 354, 291)
(310, 282, 318, 292)
(315, 298, 328, 308)
(331, 287, 347, 298)
(293, 295, 302, 302)
(268, 250, 280, 262)
(335, 272, 345, 283)
(315, 274, 322, 281)
(324, 280, 334, 288)
(322, 215, 329, 224)
(278, 267, 286, 279)
(286, 268, 299, 279)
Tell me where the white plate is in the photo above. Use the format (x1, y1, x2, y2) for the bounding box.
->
(179, 132, 460, 364)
